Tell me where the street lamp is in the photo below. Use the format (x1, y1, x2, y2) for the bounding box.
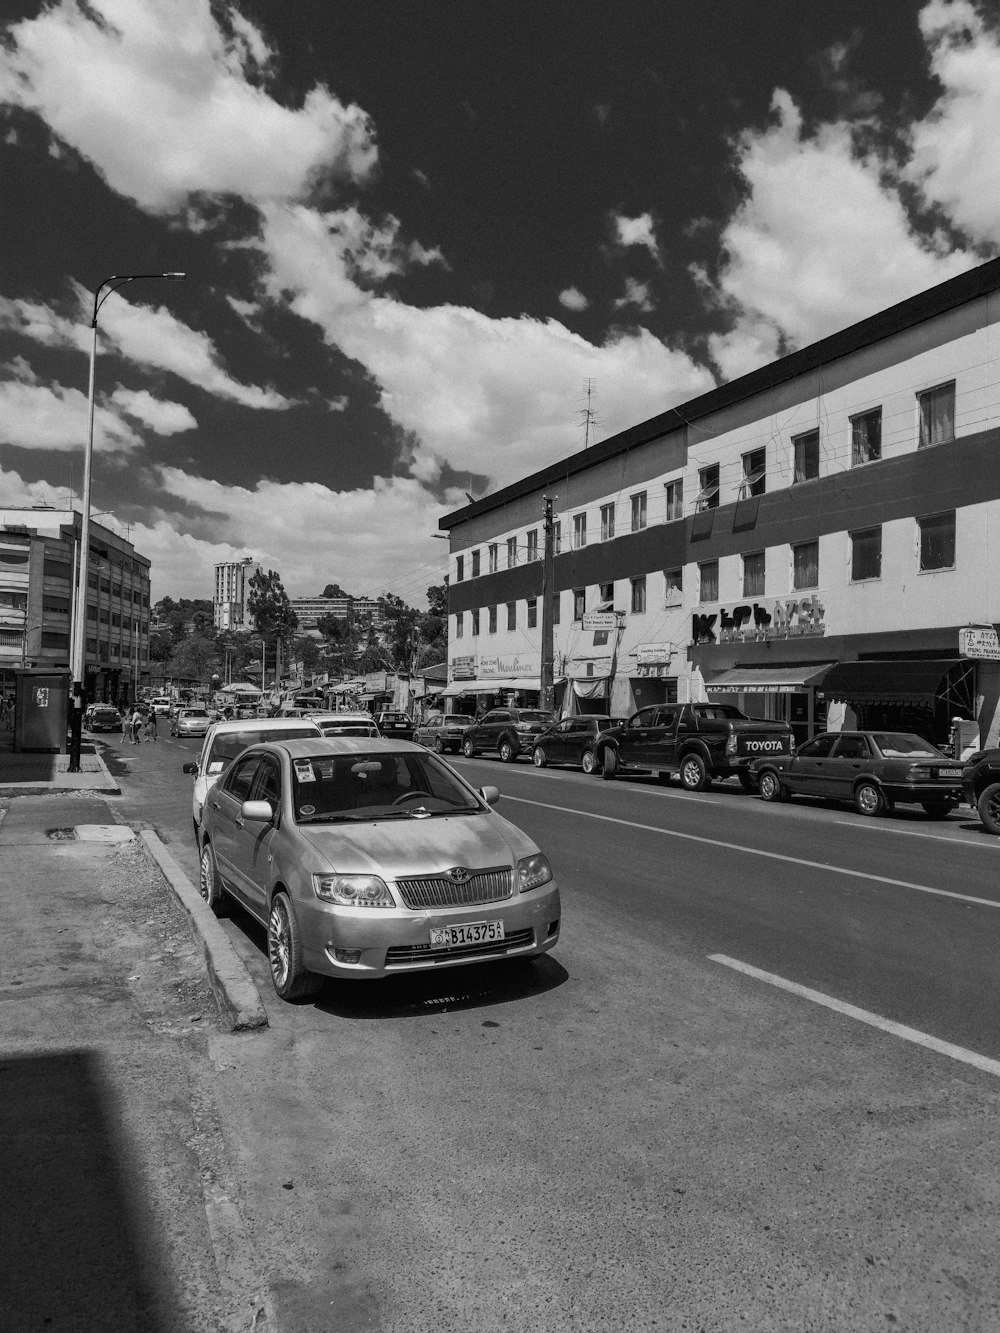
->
(71, 272, 186, 696)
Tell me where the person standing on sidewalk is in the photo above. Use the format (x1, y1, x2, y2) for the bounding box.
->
(121, 708, 132, 744)
(67, 683, 84, 772)
(130, 705, 143, 744)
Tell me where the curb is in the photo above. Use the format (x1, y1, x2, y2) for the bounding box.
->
(0, 747, 121, 797)
(139, 829, 268, 1033)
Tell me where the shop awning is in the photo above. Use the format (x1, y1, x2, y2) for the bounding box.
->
(707, 663, 835, 694)
(820, 658, 973, 707)
(441, 677, 559, 697)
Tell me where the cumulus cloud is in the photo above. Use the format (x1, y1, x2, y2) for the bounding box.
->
(0, 0, 377, 212)
(0, 378, 141, 452)
(614, 278, 655, 313)
(558, 287, 589, 312)
(109, 387, 197, 435)
(906, 0, 1000, 247)
(611, 212, 661, 261)
(257, 202, 715, 487)
(703, 88, 976, 381)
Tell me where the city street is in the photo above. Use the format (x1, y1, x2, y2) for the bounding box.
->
(98, 731, 1000, 1331)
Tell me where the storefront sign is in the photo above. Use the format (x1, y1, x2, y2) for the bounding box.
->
(635, 663, 674, 678)
(451, 655, 476, 679)
(635, 642, 672, 665)
(478, 654, 539, 678)
(959, 627, 1000, 660)
(582, 612, 617, 630)
(693, 595, 826, 645)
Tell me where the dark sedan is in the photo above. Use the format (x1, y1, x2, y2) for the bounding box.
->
(414, 711, 475, 754)
(750, 730, 964, 817)
(531, 715, 625, 774)
(87, 705, 122, 733)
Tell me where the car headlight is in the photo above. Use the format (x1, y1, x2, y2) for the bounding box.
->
(312, 873, 394, 907)
(517, 852, 553, 893)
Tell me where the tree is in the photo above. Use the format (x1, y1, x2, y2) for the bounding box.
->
(247, 569, 298, 642)
(321, 583, 352, 599)
(426, 581, 448, 618)
(167, 636, 219, 686)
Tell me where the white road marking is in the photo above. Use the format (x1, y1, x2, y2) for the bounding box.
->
(502, 793, 1000, 909)
(709, 953, 1000, 1079)
(833, 819, 998, 848)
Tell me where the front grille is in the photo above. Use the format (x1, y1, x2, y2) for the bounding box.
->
(395, 867, 513, 909)
(385, 927, 534, 967)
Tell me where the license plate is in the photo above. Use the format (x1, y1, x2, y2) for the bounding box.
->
(430, 920, 505, 947)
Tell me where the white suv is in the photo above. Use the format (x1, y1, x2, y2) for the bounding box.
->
(182, 716, 322, 840)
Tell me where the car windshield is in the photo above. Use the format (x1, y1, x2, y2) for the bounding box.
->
(292, 750, 482, 822)
(443, 715, 469, 725)
(319, 721, 377, 735)
(871, 733, 946, 759)
(206, 726, 318, 773)
(517, 711, 552, 724)
(596, 717, 622, 731)
(184, 710, 209, 718)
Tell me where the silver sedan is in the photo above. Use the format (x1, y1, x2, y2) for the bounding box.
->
(197, 738, 562, 999)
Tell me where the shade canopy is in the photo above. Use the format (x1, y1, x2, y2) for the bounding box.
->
(707, 663, 835, 694)
(441, 677, 556, 697)
(819, 658, 969, 705)
(216, 682, 263, 695)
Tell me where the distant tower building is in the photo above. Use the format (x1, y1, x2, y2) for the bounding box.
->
(214, 557, 260, 630)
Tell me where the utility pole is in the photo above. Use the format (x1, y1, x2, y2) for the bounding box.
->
(540, 493, 556, 713)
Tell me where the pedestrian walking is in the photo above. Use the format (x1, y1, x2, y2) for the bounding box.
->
(121, 709, 131, 744)
(145, 709, 158, 741)
(130, 706, 143, 744)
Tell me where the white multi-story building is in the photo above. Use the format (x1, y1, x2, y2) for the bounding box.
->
(290, 595, 386, 630)
(439, 257, 1000, 749)
(213, 557, 260, 630)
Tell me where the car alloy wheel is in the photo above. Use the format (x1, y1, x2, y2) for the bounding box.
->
(978, 782, 1000, 835)
(854, 781, 885, 817)
(462, 737, 476, 758)
(533, 746, 547, 767)
(433, 736, 445, 753)
(581, 750, 597, 775)
(267, 893, 322, 1001)
(198, 843, 228, 916)
(601, 748, 618, 780)
(680, 753, 709, 791)
(498, 738, 515, 763)
(758, 770, 783, 803)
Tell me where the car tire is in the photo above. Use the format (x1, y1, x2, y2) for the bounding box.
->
(462, 737, 476, 759)
(601, 748, 618, 781)
(267, 893, 322, 1001)
(758, 770, 784, 803)
(920, 800, 952, 819)
(498, 738, 515, 763)
(198, 843, 229, 917)
(854, 781, 885, 817)
(532, 746, 547, 767)
(581, 750, 598, 775)
(737, 770, 758, 792)
(433, 737, 445, 754)
(977, 782, 1000, 835)
(680, 753, 709, 792)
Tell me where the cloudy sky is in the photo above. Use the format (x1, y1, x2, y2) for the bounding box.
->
(1, 0, 998, 607)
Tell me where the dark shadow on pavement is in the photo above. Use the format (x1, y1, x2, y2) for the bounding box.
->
(0, 1050, 176, 1331)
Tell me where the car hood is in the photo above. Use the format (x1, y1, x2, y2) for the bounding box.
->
(295, 808, 538, 874)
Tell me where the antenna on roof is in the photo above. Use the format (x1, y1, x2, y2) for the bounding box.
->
(579, 378, 600, 448)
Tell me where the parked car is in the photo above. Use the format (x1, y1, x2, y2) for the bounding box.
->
(461, 707, 556, 763)
(594, 702, 794, 790)
(375, 710, 416, 742)
(962, 748, 1000, 834)
(170, 707, 212, 738)
(311, 711, 382, 739)
(86, 705, 122, 733)
(196, 737, 561, 998)
(751, 730, 965, 817)
(182, 716, 323, 841)
(149, 696, 173, 716)
(414, 711, 475, 754)
(531, 715, 626, 773)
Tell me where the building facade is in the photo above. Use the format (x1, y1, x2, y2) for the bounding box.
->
(0, 507, 151, 703)
(213, 557, 259, 630)
(290, 596, 386, 630)
(439, 258, 1000, 749)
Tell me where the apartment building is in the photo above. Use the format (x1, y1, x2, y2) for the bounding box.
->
(290, 595, 386, 630)
(213, 557, 260, 630)
(0, 507, 151, 703)
(439, 257, 1000, 748)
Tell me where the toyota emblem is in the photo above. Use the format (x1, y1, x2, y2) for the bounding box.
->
(446, 866, 471, 883)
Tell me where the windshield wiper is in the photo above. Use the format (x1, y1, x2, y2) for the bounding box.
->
(297, 812, 368, 823)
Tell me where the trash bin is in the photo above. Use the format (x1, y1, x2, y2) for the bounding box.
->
(14, 668, 72, 753)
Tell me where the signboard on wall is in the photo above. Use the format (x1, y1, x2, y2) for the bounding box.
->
(582, 612, 617, 630)
(635, 642, 672, 665)
(960, 627, 1000, 660)
(450, 656, 476, 679)
(478, 654, 539, 678)
(693, 595, 826, 645)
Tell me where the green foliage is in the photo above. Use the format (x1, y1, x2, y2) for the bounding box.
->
(247, 569, 298, 642)
(320, 582, 352, 599)
(167, 635, 219, 684)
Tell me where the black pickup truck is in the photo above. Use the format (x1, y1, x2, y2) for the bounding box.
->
(594, 702, 794, 791)
(962, 749, 1000, 834)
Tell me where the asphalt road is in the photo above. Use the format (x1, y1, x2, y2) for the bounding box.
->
(100, 730, 1000, 1332)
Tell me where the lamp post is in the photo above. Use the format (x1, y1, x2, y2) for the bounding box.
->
(71, 273, 186, 700)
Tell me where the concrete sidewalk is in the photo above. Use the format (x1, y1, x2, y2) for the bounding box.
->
(0, 725, 120, 796)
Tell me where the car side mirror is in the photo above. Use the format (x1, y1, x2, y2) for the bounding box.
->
(480, 785, 500, 806)
(182, 762, 198, 775)
(241, 800, 274, 822)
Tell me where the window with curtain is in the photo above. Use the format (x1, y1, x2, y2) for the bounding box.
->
(507, 536, 517, 567)
(742, 551, 765, 597)
(455, 613, 463, 639)
(526, 597, 537, 628)
(792, 540, 819, 590)
(918, 382, 955, 448)
(918, 511, 956, 570)
(851, 408, 882, 465)
(793, 430, 819, 483)
(455, 555, 464, 582)
(599, 581, 614, 606)
(664, 568, 683, 602)
(601, 504, 615, 541)
(664, 478, 684, 521)
(850, 527, 882, 581)
(740, 447, 766, 497)
(631, 492, 647, 531)
(506, 601, 516, 630)
(698, 560, 719, 603)
(488, 605, 497, 633)
(573, 588, 586, 621)
(471, 550, 481, 578)
(630, 576, 646, 613)
(488, 544, 498, 573)
(552, 521, 561, 554)
(526, 529, 538, 561)
(573, 513, 587, 548)
(471, 610, 480, 635)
